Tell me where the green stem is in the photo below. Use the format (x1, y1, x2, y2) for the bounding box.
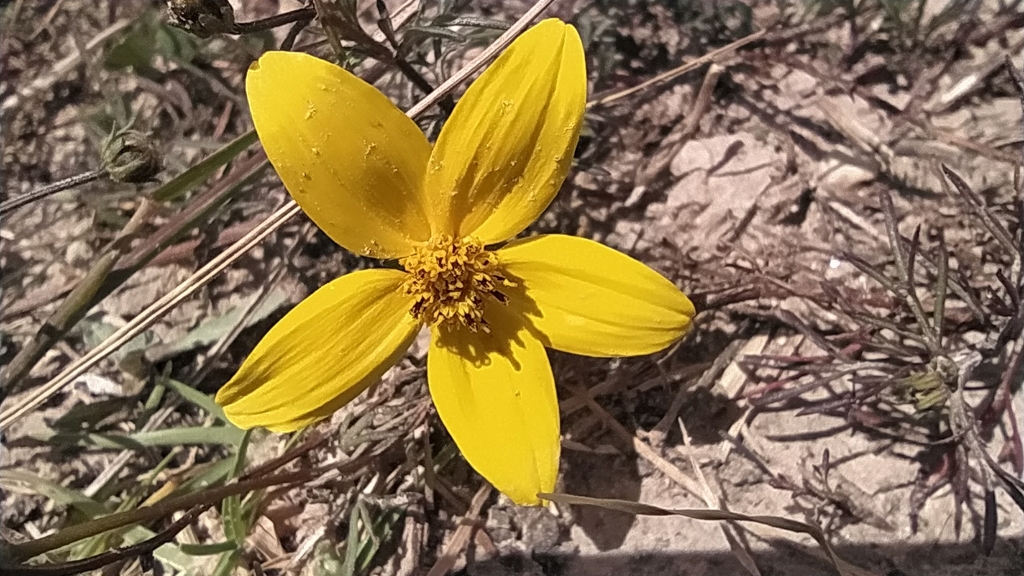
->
(0, 506, 207, 576)
(8, 469, 312, 562)
(7, 443, 385, 565)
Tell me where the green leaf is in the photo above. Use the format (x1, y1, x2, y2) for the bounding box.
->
(0, 469, 197, 570)
(151, 130, 258, 202)
(105, 14, 199, 71)
(32, 425, 244, 449)
(50, 396, 137, 432)
(222, 429, 252, 543)
(163, 378, 233, 424)
(78, 312, 155, 363)
(145, 286, 288, 362)
(0, 469, 108, 517)
(402, 25, 467, 45)
(175, 457, 234, 495)
(6, 142, 268, 394)
(341, 499, 405, 576)
(211, 547, 244, 576)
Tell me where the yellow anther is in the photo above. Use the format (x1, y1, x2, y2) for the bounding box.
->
(400, 235, 513, 331)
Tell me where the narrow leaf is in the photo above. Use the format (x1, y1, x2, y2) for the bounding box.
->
(152, 130, 258, 201)
(164, 378, 232, 424)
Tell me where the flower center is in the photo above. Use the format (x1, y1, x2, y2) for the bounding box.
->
(400, 234, 514, 331)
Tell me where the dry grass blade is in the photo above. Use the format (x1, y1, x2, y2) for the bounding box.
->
(7, 466, 312, 563)
(569, 384, 704, 498)
(941, 165, 1018, 259)
(3, 149, 267, 391)
(0, 0, 558, 431)
(2, 201, 155, 388)
(1, 505, 208, 576)
(114, 150, 269, 272)
(636, 62, 726, 184)
(588, 29, 765, 107)
(5, 437, 387, 571)
(0, 202, 299, 429)
(891, 232, 987, 320)
(650, 338, 741, 440)
(538, 493, 876, 576)
(677, 419, 761, 576)
(424, 484, 492, 576)
(406, 0, 555, 119)
(190, 222, 317, 384)
(2, 18, 132, 112)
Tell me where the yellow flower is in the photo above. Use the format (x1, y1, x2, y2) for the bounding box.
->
(215, 19, 695, 505)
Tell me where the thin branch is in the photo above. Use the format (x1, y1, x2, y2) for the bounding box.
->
(588, 30, 764, 108)
(0, 169, 106, 216)
(1, 506, 207, 576)
(233, 6, 316, 35)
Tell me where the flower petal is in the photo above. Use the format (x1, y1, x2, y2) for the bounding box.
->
(247, 51, 432, 258)
(216, 269, 420, 432)
(499, 235, 695, 357)
(422, 19, 587, 243)
(427, 304, 559, 505)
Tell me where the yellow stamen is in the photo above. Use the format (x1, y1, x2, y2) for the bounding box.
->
(400, 234, 513, 331)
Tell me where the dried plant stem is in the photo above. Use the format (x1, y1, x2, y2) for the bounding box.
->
(2, 201, 155, 389)
(637, 63, 725, 183)
(83, 401, 176, 498)
(0, 0, 558, 431)
(233, 6, 316, 34)
(678, 419, 761, 576)
(539, 492, 867, 576)
(424, 484, 492, 576)
(2, 506, 208, 576)
(190, 223, 317, 384)
(6, 438, 386, 569)
(0, 202, 299, 429)
(679, 63, 725, 138)
(406, 0, 555, 119)
(569, 384, 704, 498)
(942, 164, 1022, 284)
(0, 169, 106, 215)
(588, 30, 765, 108)
(650, 338, 742, 440)
(2, 151, 268, 392)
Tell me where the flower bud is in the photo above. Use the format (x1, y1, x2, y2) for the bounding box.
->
(102, 130, 162, 184)
(166, 0, 237, 38)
